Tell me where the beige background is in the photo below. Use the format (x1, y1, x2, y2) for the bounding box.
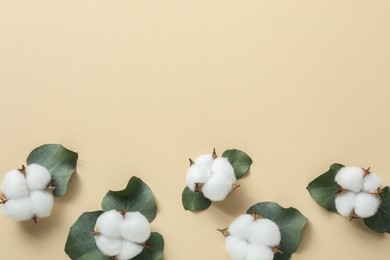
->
(1, 1, 390, 259)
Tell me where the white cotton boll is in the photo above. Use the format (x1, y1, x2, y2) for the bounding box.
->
(211, 157, 236, 183)
(121, 212, 151, 243)
(363, 173, 382, 193)
(335, 191, 357, 217)
(195, 154, 214, 168)
(201, 176, 232, 201)
(185, 165, 211, 191)
(2, 197, 33, 221)
(25, 164, 51, 191)
(247, 244, 274, 260)
(224, 236, 249, 260)
(335, 166, 365, 193)
(247, 218, 281, 247)
(95, 210, 123, 238)
(95, 235, 123, 257)
(1, 169, 29, 199)
(228, 214, 254, 240)
(116, 240, 143, 260)
(354, 192, 381, 218)
(30, 190, 54, 218)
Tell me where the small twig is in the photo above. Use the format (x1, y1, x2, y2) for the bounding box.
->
(32, 216, 38, 224)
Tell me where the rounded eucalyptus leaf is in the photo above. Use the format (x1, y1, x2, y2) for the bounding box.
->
(306, 163, 344, 213)
(182, 187, 211, 211)
(222, 149, 252, 179)
(364, 186, 390, 233)
(27, 144, 78, 197)
(132, 232, 164, 260)
(247, 202, 308, 260)
(65, 211, 109, 260)
(101, 176, 157, 222)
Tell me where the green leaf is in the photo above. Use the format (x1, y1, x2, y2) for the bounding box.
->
(306, 163, 344, 213)
(132, 232, 164, 260)
(222, 149, 253, 179)
(65, 211, 109, 260)
(182, 187, 211, 211)
(27, 144, 78, 197)
(247, 202, 308, 260)
(101, 177, 157, 222)
(364, 186, 390, 233)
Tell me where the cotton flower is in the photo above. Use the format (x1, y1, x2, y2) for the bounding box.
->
(223, 214, 281, 260)
(334, 166, 383, 220)
(1, 164, 54, 222)
(185, 151, 237, 202)
(94, 210, 151, 259)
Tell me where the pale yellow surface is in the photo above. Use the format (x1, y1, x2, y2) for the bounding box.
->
(1, 1, 390, 259)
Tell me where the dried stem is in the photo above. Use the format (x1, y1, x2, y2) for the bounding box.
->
(19, 165, 26, 176)
(0, 193, 7, 204)
(349, 210, 358, 222)
(194, 183, 202, 192)
(252, 208, 262, 220)
(32, 216, 38, 224)
(212, 148, 218, 159)
(189, 158, 195, 166)
(92, 227, 100, 236)
(138, 242, 151, 249)
(45, 182, 56, 191)
(272, 247, 283, 254)
(336, 185, 347, 195)
(232, 183, 241, 192)
(217, 228, 230, 237)
(363, 167, 371, 176)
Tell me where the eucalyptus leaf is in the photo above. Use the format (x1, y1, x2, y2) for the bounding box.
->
(306, 163, 344, 213)
(364, 186, 390, 233)
(132, 232, 164, 260)
(182, 187, 211, 211)
(27, 144, 78, 197)
(247, 202, 308, 260)
(101, 176, 157, 222)
(65, 211, 109, 260)
(222, 149, 252, 179)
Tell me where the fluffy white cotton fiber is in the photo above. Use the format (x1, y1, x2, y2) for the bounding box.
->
(30, 190, 54, 218)
(1, 170, 29, 199)
(2, 197, 33, 221)
(335, 166, 365, 193)
(121, 212, 151, 243)
(95, 210, 123, 237)
(335, 191, 357, 217)
(25, 164, 51, 190)
(354, 192, 381, 218)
